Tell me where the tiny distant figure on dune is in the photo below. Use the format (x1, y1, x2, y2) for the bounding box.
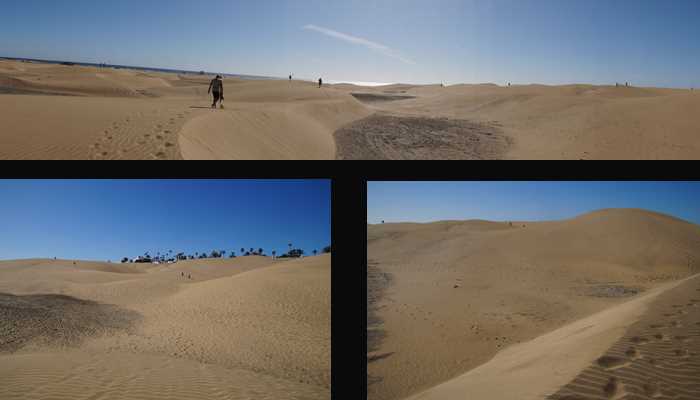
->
(208, 75, 224, 109)
(289, 74, 293, 81)
(319, 78, 323, 88)
(181, 272, 184, 278)
(188, 274, 192, 280)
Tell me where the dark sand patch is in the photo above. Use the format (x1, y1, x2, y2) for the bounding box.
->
(0, 86, 78, 96)
(351, 93, 416, 103)
(368, 259, 393, 386)
(583, 284, 642, 298)
(335, 115, 511, 160)
(0, 293, 141, 353)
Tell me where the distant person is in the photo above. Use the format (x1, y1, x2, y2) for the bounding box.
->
(319, 78, 323, 88)
(289, 74, 293, 81)
(181, 272, 184, 277)
(208, 75, 224, 108)
(188, 274, 191, 280)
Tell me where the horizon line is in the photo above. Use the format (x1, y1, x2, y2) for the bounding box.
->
(1, 55, 696, 90)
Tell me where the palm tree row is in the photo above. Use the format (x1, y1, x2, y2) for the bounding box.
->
(121, 244, 331, 264)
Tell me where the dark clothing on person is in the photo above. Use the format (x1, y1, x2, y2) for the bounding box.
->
(318, 78, 323, 88)
(208, 77, 224, 108)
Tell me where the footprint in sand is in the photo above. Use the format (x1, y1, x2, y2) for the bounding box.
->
(154, 152, 167, 159)
(144, 134, 151, 138)
(642, 382, 661, 398)
(649, 324, 665, 329)
(674, 349, 690, 358)
(654, 333, 669, 341)
(165, 142, 174, 148)
(164, 130, 172, 134)
(156, 135, 164, 140)
(603, 376, 625, 399)
(670, 321, 682, 328)
(596, 356, 629, 370)
(625, 347, 640, 359)
(630, 336, 649, 345)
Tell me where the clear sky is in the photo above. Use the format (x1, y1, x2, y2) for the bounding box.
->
(2, 0, 699, 88)
(368, 181, 700, 225)
(0, 180, 330, 262)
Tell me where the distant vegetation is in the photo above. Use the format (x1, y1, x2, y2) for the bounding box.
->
(120, 245, 331, 264)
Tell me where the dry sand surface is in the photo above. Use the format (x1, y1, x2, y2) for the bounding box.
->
(0, 255, 330, 400)
(2, 59, 699, 159)
(367, 209, 700, 400)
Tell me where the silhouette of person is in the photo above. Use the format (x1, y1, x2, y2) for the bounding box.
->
(319, 78, 323, 88)
(208, 75, 224, 108)
(289, 74, 292, 81)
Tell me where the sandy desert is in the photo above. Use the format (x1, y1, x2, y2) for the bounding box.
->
(2, 59, 699, 160)
(367, 209, 700, 400)
(0, 254, 330, 400)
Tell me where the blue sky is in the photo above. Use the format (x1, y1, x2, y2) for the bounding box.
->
(368, 182, 700, 225)
(0, 180, 330, 262)
(2, 0, 699, 88)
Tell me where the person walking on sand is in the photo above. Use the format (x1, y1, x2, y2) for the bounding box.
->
(208, 75, 224, 108)
(318, 78, 323, 88)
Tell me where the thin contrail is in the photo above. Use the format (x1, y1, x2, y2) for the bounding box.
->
(303, 24, 416, 65)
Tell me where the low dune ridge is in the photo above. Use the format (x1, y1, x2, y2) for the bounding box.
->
(367, 209, 700, 400)
(0, 254, 330, 399)
(2, 59, 699, 159)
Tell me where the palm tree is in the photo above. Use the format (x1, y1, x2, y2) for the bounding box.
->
(240, 248, 245, 255)
(258, 248, 264, 256)
(272, 250, 276, 259)
(313, 249, 318, 256)
(249, 248, 254, 255)
(221, 250, 226, 258)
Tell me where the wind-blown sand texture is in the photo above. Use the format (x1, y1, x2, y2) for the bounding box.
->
(367, 209, 700, 400)
(0, 255, 330, 400)
(2, 59, 699, 159)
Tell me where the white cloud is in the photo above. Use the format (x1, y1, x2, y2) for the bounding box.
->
(303, 24, 416, 65)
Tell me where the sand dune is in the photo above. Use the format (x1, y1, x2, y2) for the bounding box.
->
(2, 59, 699, 159)
(367, 209, 700, 400)
(0, 255, 330, 399)
(356, 84, 700, 159)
